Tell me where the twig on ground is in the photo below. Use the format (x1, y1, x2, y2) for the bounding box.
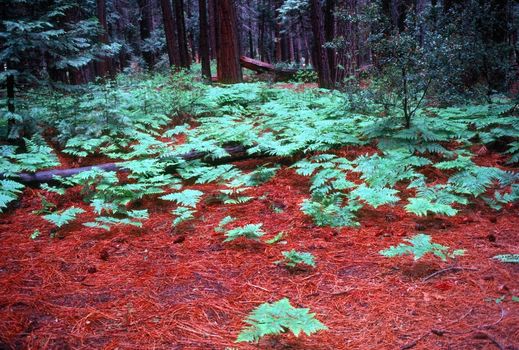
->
(422, 266, 478, 282)
(474, 331, 506, 350)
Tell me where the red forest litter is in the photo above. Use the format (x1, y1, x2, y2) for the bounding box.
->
(0, 151, 518, 350)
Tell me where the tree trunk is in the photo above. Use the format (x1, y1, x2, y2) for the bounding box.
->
(138, 0, 155, 69)
(6, 72, 15, 139)
(208, 0, 217, 60)
(199, 0, 212, 80)
(324, 0, 336, 83)
(160, 0, 182, 67)
(174, 0, 191, 68)
(95, 0, 111, 77)
(216, 0, 242, 83)
(310, 0, 333, 88)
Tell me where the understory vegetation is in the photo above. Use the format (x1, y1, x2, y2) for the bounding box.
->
(2, 71, 517, 229)
(1, 69, 518, 346)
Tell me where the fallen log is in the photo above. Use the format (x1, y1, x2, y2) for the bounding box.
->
(239, 56, 299, 81)
(9, 145, 251, 184)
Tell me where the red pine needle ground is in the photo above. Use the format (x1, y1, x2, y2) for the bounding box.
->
(0, 148, 518, 350)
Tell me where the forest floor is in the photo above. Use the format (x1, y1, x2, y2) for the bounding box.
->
(0, 80, 518, 350)
(0, 145, 518, 350)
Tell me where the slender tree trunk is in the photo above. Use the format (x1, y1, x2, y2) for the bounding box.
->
(199, 0, 212, 80)
(310, 0, 333, 88)
(160, 0, 182, 67)
(95, 0, 111, 77)
(216, 0, 242, 83)
(208, 0, 217, 60)
(138, 0, 155, 69)
(174, 0, 191, 68)
(324, 0, 336, 83)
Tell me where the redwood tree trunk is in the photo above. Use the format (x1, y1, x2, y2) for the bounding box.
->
(199, 0, 212, 80)
(160, 0, 182, 67)
(216, 0, 242, 83)
(138, 0, 155, 69)
(324, 0, 336, 83)
(95, 0, 111, 77)
(174, 0, 191, 68)
(310, 0, 333, 88)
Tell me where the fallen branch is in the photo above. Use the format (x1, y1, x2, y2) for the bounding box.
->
(473, 331, 506, 350)
(6, 145, 252, 184)
(240, 56, 300, 81)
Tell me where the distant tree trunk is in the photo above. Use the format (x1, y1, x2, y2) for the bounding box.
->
(199, 0, 212, 79)
(248, 17, 255, 58)
(216, 0, 242, 83)
(160, 0, 182, 67)
(138, 0, 155, 69)
(310, 0, 333, 88)
(95, 0, 111, 77)
(186, 0, 197, 61)
(324, 0, 336, 83)
(6, 71, 15, 139)
(208, 0, 217, 60)
(175, 0, 191, 68)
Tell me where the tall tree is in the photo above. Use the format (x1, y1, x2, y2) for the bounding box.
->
(216, 0, 242, 83)
(95, 0, 111, 77)
(174, 0, 191, 68)
(310, 0, 333, 88)
(138, 0, 155, 69)
(160, 0, 182, 67)
(199, 0, 212, 79)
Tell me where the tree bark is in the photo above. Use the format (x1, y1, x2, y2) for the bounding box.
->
(160, 0, 182, 67)
(95, 0, 111, 77)
(7, 145, 252, 184)
(138, 0, 155, 69)
(199, 0, 212, 80)
(174, 0, 191, 68)
(310, 0, 333, 88)
(216, 0, 242, 83)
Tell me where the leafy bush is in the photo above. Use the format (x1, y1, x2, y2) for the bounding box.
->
(236, 298, 327, 343)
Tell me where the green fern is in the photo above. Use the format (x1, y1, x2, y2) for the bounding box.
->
(172, 206, 196, 226)
(160, 189, 204, 208)
(236, 298, 327, 343)
(276, 250, 316, 268)
(493, 254, 519, 263)
(223, 223, 265, 242)
(43, 207, 85, 228)
(215, 215, 236, 233)
(349, 184, 400, 208)
(0, 179, 25, 211)
(301, 195, 360, 228)
(380, 234, 465, 261)
(83, 210, 148, 231)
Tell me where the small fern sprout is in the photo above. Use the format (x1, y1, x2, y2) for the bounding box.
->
(223, 223, 265, 242)
(276, 250, 316, 269)
(379, 234, 465, 261)
(236, 298, 328, 343)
